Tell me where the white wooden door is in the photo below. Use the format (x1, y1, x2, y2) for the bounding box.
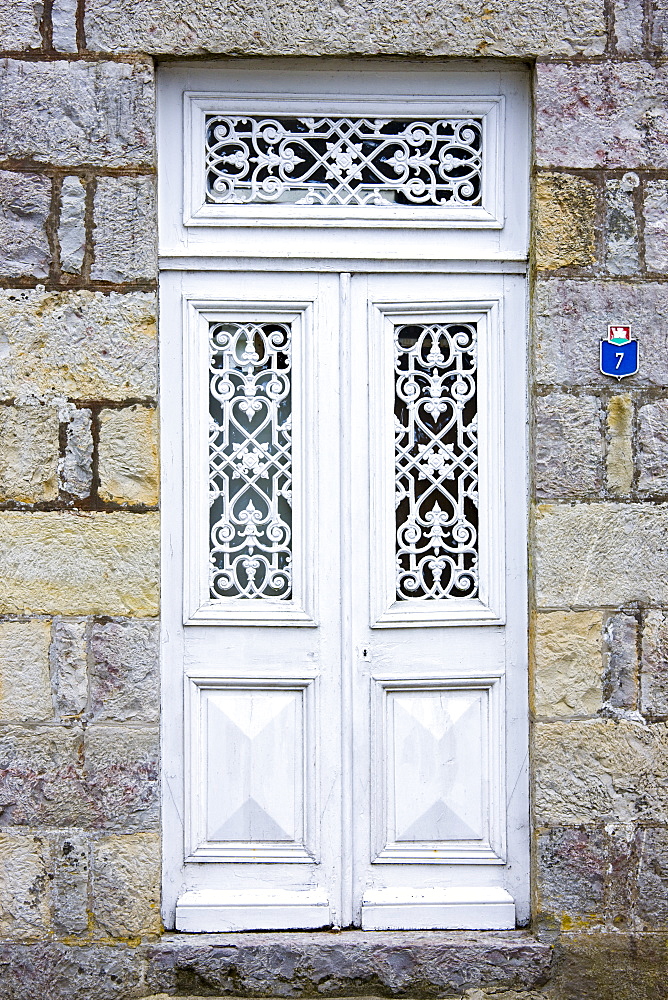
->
(161, 266, 528, 932)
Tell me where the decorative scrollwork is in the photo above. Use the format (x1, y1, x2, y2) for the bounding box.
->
(205, 115, 482, 207)
(395, 322, 478, 601)
(208, 321, 292, 600)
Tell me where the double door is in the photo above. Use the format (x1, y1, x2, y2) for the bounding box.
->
(160, 268, 528, 931)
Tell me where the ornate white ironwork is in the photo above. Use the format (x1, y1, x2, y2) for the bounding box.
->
(205, 115, 482, 207)
(208, 321, 292, 600)
(395, 322, 478, 601)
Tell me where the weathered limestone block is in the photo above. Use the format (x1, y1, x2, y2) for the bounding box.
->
(535, 503, 668, 607)
(0, 401, 59, 502)
(92, 832, 161, 937)
(0, 942, 147, 1000)
(536, 62, 668, 168)
(0, 834, 51, 940)
(0, 289, 157, 401)
(644, 180, 668, 273)
(58, 176, 86, 275)
(50, 617, 88, 721)
(535, 393, 602, 498)
(606, 394, 633, 495)
(51, 0, 78, 51)
(638, 399, 668, 494)
(98, 406, 159, 505)
(0, 725, 88, 827)
(0, 171, 50, 280)
(603, 611, 638, 710)
(89, 619, 159, 723)
(534, 173, 597, 270)
(0, 620, 52, 722)
(91, 177, 157, 283)
(534, 611, 602, 717)
(0, 512, 159, 616)
(0, 0, 43, 49)
(536, 826, 606, 924)
(652, 1, 668, 54)
(59, 405, 93, 499)
(84, 0, 606, 57)
(641, 610, 668, 719)
(613, 0, 644, 53)
(84, 725, 159, 832)
(550, 930, 668, 999)
(635, 827, 668, 925)
(533, 719, 668, 825)
(48, 831, 89, 935)
(0, 59, 154, 167)
(604, 174, 640, 275)
(535, 279, 668, 387)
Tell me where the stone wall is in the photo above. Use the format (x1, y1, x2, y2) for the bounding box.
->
(0, 0, 667, 997)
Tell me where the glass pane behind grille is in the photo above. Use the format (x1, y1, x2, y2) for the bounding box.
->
(205, 115, 483, 208)
(394, 322, 479, 601)
(208, 321, 293, 601)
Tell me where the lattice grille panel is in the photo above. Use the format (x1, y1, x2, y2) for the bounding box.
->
(205, 115, 483, 207)
(208, 321, 293, 600)
(395, 322, 478, 601)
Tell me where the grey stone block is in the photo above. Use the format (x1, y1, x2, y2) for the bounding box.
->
(638, 399, 668, 495)
(51, 0, 78, 51)
(59, 405, 93, 500)
(50, 617, 89, 721)
(91, 176, 157, 283)
(536, 62, 668, 168)
(0, 724, 89, 827)
(84, 0, 605, 56)
(48, 831, 89, 935)
(645, 180, 668, 274)
(613, 0, 644, 53)
(536, 827, 606, 923)
(535, 393, 602, 498)
(603, 611, 638, 710)
(83, 725, 159, 831)
(0, 1, 43, 49)
(146, 931, 553, 995)
(635, 827, 668, 926)
(58, 176, 86, 275)
(534, 280, 668, 388)
(641, 609, 668, 719)
(89, 619, 160, 723)
(0, 171, 50, 280)
(0, 942, 146, 1000)
(604, 175, 640, 276)
(0, 59, 154, 167)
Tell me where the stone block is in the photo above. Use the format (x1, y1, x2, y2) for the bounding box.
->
(51, 0, 78, 51)
(98, 405, 159, 505)
(84, 725, 159, 832)
(534, 173, 597, 271)
(58, 176, 86, 275)
(550, 930, 668, 1000)
(535, 503, 668, 607)
(0, 511, 159, 616)
(84, 0, 606, 57)
(534, 610, 602, 717)
(0, 171, 50, 280)
(89, 619, 159, 723)
(91, 176, 157, 283)
(50, 617, 88, 721)
(535, 279, 668, 388)
(0, 724, 88, 827)
(0, 620, 52, 722)
(534, 393, 602, 498)
(48, 831, 89, 935)
(641, 609, 668, 719)
(603, 611, 638, 710)
(0, 401, 59, 502)
(635, 827, 668, 925)
(604, 174, 640, 275)
(0, 834, 51, 940)
(0, 59, 154, 167)
(533, 719, 668, 825)
(0, 289, 157, 401)
(638, 399, 668, 494)
(59, 405, 93, 499)
(92, 832, 161, 937)
(606, 394, 633, 495)
(0, 0, 43, 49)
(536, 62, 668, 168)
(0, 942, 147, 1000)
(644, 180, 668, 273)
(536, 826, 606, 924)
(652, 1, 668, 54)
(613, 0, 644, 53)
